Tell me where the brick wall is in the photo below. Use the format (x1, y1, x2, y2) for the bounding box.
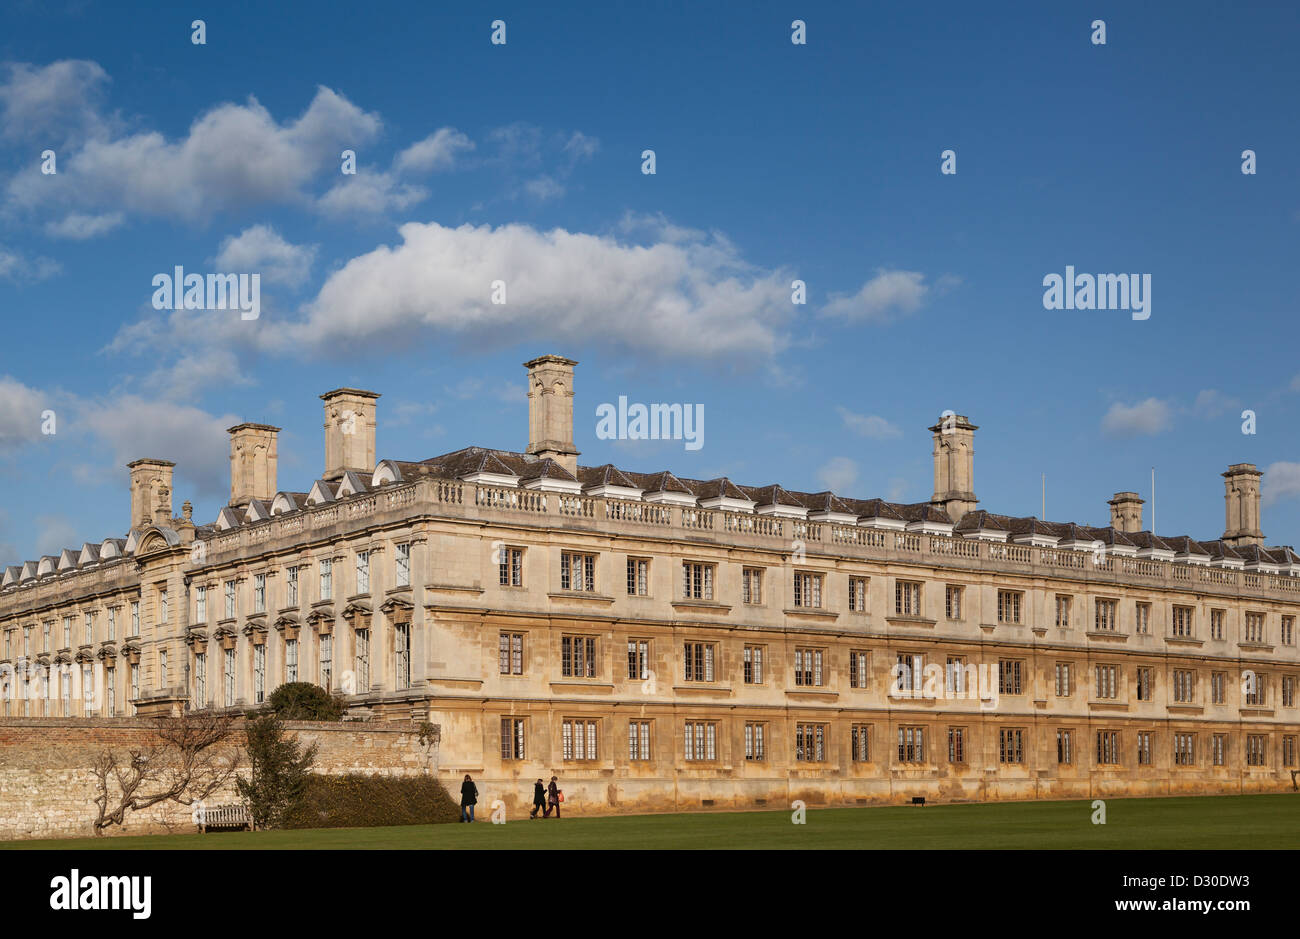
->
(0, 717, 437, 841)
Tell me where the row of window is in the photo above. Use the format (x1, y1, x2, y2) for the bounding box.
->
(7, 547, 1296, 652)
(2, 602, 141, 657)
(0, 662, 138, 717)
(500, 633, 1299, 706)
(0, 544, 416, 648)
(192, 624, 411, 708)
(497, 717, 1298, 769)
(193, 544, 413, 622)
(501, 552, 1299, 643)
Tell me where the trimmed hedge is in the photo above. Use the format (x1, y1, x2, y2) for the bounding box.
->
(282, 774, 460, 829)
(265, 683, 347, 722)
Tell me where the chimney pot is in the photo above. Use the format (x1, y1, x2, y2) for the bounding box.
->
(126, 458, 175, 531)
(524, 355, 579, 475)
(321, 389, 380, 482)
(927, 413, 977, 522)
(1222, 463, 1264, 546)
(228, 423, 281, 507)
(1107, 491, 1144, 533)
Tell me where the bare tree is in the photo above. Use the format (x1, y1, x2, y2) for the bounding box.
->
(91, 710, 240, 836)
(417, 720, 439, 775)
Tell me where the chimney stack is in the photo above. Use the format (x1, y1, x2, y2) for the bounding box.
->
(228, 423, 280, 506)
(1108, 491, 1144, 532)
(321, 388, 380, 482)
(127, 458, 175, 530)
(928, 413, 977, 522)
(1222, 463, 1264, 546)
(524, 355, 579, 475)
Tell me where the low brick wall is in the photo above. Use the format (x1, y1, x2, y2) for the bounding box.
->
(0, 718, 436, 841)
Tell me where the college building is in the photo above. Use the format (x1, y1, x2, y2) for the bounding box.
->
(1, 354, 1298, 811)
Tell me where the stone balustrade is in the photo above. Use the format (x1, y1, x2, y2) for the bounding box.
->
(8, 475, 1300, 615)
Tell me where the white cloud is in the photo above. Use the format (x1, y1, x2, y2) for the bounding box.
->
(34, 514, 80, 556)
(273, 220, 800, 361)
(102, 210, 936, 386)
(1192, 389, 1239, 420)
(562, 131, 599, 162)
(139, 347, 258, 402)
(7, 84, 382, 222)
(1289, 374, 1300, 393)
(836, 406, 902, 439)
(817, 456, 859, 493)
(0, 377, 240, 553)
(885, 477, 911, 502)
(0, 59, 111, 144)
(394, 127, 474, 173)
(1263, 461, 1300, 507)
(75, 394, 239, 498)
(0, 376, 51, 450)
(0, 245, 60, 282)
(447, 377, 525, 404)
(43, 212, 124, 240)
(214, 225, 317, 287)
(0, 507, 14, 564)
(616, 211, 713, 246)
(316, 171, 427, 217)
(1101, 398, 1173, 437)
(523, 175, 564, 200)
(482, 124, 598, 200)
(488, 122, 543, 163)
(822, 269, 929, 322)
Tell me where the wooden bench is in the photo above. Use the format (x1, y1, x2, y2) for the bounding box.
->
(197, 804, 252, 833)
(911, 797, 927, 807)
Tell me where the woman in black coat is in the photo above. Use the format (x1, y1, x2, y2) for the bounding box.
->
(460, 773, 479, 823)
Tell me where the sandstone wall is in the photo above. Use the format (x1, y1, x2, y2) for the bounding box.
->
(0, 717, 435, 841)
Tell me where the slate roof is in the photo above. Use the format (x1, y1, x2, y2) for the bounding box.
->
(5, 441, 1299, 578)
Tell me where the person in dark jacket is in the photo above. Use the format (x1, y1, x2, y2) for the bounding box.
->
(460, 773, 479, 823)
(530, 779, 546, 819)
(544, 775, 561, 818)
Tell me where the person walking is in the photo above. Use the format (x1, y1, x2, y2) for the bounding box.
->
(530, 778, 546, 819)
(544, 775, 561, 818)
(460, 773, 479, 823)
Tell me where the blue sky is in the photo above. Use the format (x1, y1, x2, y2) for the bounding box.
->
(0, 0, 1297, 562)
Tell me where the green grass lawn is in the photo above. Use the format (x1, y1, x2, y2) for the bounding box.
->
(3, 793, 1296, 850)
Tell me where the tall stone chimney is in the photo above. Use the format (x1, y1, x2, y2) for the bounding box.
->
(321, 388, 380, 482)
(127, 458, 175, 530)
(524, 355, 579, 475)
(1108, 491, 1144, 532)
(1222, 463, 1264, 546)
(928, 413, 977, 522)
(228, 423, 280, 506)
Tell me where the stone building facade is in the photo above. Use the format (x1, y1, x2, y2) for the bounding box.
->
(2, 354, 1298, 814)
